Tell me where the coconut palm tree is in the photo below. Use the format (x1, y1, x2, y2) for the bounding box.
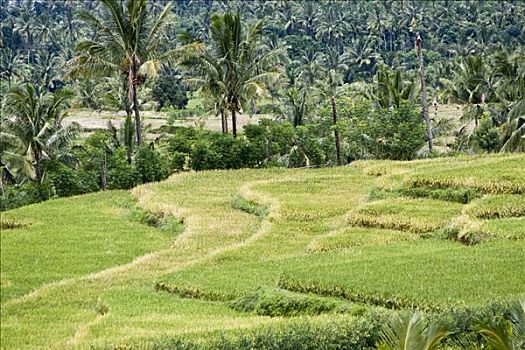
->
(477, 300, 525, 350)
(444, 55, 491, 128)
(415, 33, 434, 153)
(491, 49, 525, 152)
(180, 12, 287, 137)
(2, 84, 79, 184)
(0, 48, 27, 88)
(67, 0, 174, 145)
(279, 86, 309, 127)
(371, 65, 420, 110)
(379, 312, 451, 350)
(313, 69, 349, 165)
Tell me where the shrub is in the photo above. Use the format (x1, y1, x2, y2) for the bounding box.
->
(47, 162, 99, 197)
(228, 288, 365, 317)
(341, 102, 426, 161)
(149, 312, 386, 350)
(0, 182, 54, 211)
(168, 151, 187, 171)
(231, 194, 269, 218)
(400, 186, 481, 204)
(244, 119, 294, 164)
(107, 147, 140, 190)
(151, 71, 188, 110)
(369, 103, 426, 160)
(473, 118, 503, 152)
(134, 145, 170, 184)
(189, 133, 261, 171)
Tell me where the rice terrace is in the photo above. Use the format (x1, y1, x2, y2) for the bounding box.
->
(1, 0, 524, 349)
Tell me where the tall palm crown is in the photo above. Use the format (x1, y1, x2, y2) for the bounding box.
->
(181, 12, 287, 137)
(67, 0, 174, 144)
(313, 69, 349, 165)
(492, 49, 525, 152)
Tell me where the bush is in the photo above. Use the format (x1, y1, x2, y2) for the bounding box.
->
(107, 147, 140, 190)
(151, 71, 188, 111)
(244, 120, 333, 167)
(47, 162, 99, 197)
(166, 128, 263, 171)
(473, 117, 503, 152)
(149, 312, 386, 350)
(134, 145, 170, 184)
(0, 182, 54, 211)
(369, 103, 426, 160)
(244, 119, 294, 164)
(228, 288, 364, 317)
(168, 151, 187, 171)
(341, 102, 426, 161)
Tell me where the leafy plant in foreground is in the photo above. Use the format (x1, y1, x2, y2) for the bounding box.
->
(378, 312, 452, 350)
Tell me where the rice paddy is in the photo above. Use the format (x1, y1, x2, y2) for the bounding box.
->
(1, 154, 524, 349)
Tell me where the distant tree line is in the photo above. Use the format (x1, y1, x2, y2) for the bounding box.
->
(1, 0, 524, 210)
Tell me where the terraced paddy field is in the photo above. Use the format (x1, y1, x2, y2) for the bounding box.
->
(1, 154, 524, 349)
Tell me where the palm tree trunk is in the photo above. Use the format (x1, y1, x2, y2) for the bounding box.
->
(221, 112, 225, 134)
(34, 146, 43, 184)
(220, 108, 228, 134)
(132, 82, 142, 145)
(415, 33, 433, 153)
(101, 151, 107, 190)
(231, 108, 237, 138)
(331, 97, 342, 165)
(129, 56, 142, 145)
(224, 110, 229, 134)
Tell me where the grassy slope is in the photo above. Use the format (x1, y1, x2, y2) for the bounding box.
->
(1, 154, 524, 349)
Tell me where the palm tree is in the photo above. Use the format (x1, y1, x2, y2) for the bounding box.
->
(491, 49, 525, 152)
(445, 55, 490, 127)
(180, 12, 287, 137)
(415, 33, 434, 153)
(297, 46, 323, 86)
(67, 0, 174, 145)
(2, 84, 78, 184)
(379, 312, 451, 350)
(0, 48, 27, 88)
(313, 69, 349, 165)
(362, 65, 420, 110)
(279, 86, 309, 127)
(477, 300, 525, 350)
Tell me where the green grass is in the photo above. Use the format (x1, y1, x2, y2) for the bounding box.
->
(1, 154, 524, 349)
(480, 217, 525, 240)
(466, 194, 525, 219)
(349, 197, 463, 233)
(404, 154, 525, 194)
(278, 240, 525, 310)
(0, 191, 173, 303)
(307, 227, 418, 252)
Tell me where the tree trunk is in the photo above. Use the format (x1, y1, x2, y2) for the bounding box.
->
(220, 108, 227, 134)
(101, 151, 107, 190)
(224, 109, 229, 134)
(34, 146, 43, 184)
(129, 55, 142, 145)
(231, 108, 237, 138)
(415, 33, 433, 153)
(132, 82, 142, 145)
(331, 97, 342, 166)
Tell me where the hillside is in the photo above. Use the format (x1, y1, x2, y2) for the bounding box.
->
(1, 155, 524, 349)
